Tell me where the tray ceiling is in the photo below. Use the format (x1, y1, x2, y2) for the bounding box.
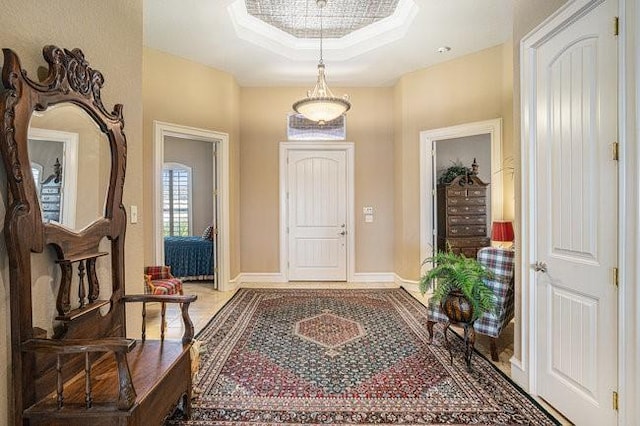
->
(144, 0, 514, 86)
(246, 0, 401, 39)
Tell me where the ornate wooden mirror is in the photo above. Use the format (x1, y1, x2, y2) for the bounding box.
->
(1, 44, 128, 422)
(1, 45, 196, 426)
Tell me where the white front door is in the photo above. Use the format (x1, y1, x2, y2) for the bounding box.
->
(287, 149, 347, 281)
(530, 0, 618, 424)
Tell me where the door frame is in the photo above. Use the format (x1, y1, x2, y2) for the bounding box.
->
(279, 142, 355, 282)
(28, 127, 79, 229)
(619, 0, 640, 422)
(419, 119, 504, 271)
(153, 121, 230, 291)
(520, 1, 635, 422)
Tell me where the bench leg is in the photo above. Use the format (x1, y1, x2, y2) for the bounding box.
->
(490, 337, 499, 361)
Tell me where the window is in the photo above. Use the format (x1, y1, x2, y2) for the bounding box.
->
(163, 163, 192, 236)
(287, 113, 346, 140)
(31, 162, 43, 192)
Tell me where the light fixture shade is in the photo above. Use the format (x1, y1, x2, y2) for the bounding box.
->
(293, 63, 351, 124)
(293, 97, 350, 123)
(491, 221, 515, 242)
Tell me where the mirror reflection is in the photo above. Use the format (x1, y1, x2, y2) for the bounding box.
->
(28, 104, 110, 231)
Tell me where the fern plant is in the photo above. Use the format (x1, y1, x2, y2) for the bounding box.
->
(420, 251, 497, 320)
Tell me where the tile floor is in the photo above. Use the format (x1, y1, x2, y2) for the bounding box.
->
(144, 281, 570, 425)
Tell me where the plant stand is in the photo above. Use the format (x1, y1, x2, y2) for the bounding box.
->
(443, 319, 476, 371)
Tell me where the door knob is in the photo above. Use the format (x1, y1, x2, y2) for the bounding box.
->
(532, 261, 547, 273)
(339, 230, 346, 236)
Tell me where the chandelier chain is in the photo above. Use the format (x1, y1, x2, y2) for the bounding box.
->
(319, 1, 324, 64)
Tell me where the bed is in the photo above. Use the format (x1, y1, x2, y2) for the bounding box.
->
(164, 236, 215, 283)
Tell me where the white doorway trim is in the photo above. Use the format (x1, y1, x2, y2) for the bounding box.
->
(619, 0, 640, 422)
(419, 119, 503, 269)
(28, 127, 79, 229)
(279, 142, 355, 282)
(153, 121, 230, 291)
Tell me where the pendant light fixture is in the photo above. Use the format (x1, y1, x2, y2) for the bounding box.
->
(292, 0, 351, 125)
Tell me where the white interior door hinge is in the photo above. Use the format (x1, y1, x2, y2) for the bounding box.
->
(613, 391, 619, 411)
(612, 142, 619, 161)
(614, 16, 619, 36)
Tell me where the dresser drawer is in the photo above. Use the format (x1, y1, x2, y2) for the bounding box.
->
(42, 202, 60, 211)
(446, 187, 486, 198)
(448, 215, 487, 226)
(445, 237, 490, 248)
(41, 194, 60, 202)
(447, 197, 486, 206)
(449, 225, 487, 236)
(447, 205, 487, 215)
(450, 247, 481, 258)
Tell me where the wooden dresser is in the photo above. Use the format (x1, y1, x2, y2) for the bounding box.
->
(437, 175, 490, 257)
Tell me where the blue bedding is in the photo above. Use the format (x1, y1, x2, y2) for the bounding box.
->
(164, 236, 214, 279)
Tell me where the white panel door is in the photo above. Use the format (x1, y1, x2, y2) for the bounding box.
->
(532, 0, 618, 424)
(288, 150, 347, 281)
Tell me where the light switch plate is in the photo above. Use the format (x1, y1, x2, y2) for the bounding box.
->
(365, 214, 374, 223)
(130, 205, 138, 224)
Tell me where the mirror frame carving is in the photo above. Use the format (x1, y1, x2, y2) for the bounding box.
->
(0, 45, 127, 421)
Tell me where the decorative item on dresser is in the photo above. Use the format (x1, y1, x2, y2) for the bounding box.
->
(0, 45, 197, 425)
(437, 174, 490, 257)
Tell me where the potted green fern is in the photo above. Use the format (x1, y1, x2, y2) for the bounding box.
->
(419, 251, 496, 323)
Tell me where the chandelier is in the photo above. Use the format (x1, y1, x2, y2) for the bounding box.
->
(292, 0, 351, 125)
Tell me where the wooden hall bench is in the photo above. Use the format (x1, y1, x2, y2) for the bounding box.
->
(0, 45, 197, 425)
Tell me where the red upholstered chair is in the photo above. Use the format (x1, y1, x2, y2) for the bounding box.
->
(144, 265, 184, 295)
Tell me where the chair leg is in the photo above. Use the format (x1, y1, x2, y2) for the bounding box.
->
(427, 320, 435, 342)
(490, 337, 499, 361)
(443, 321, 453, 365)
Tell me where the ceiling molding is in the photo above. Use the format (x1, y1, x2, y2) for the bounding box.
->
(228, 0, 419, 61)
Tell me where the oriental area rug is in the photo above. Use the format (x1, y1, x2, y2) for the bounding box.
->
(168, 288, 558, 425)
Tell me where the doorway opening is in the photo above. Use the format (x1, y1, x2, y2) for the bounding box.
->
(419, 119, 504, 266)
(153, 121, 230, 291)
(433, 134, 492, 255)
(28, 127, 79, 229)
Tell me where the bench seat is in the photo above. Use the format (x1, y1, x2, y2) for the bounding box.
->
(24, 341, 191, 426)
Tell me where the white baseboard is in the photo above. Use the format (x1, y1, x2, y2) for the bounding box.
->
(351, 272, 395, 282)
(234, 272, 396, 285)
(509, 357, 529, 390)
(394, 274, 419, 292)
(234, 273, 288, 284)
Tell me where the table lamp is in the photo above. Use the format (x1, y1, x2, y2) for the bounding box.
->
(491, 220, 514, 248)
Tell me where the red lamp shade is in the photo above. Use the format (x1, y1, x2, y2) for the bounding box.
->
(491, 221, 514, 242)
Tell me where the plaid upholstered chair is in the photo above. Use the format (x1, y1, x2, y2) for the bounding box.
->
(144, 265, 184, 295)
(426, 247, 515, 361)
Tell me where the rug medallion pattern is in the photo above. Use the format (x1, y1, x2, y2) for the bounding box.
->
(169, 289, 558, 425)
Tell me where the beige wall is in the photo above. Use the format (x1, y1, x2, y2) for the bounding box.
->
(142, 48, 241, 276)
(394, 43, 514, 280)
(0, 0, 143, 422)
(239, 87, 395, 273)
(511, 0, 569, 362)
